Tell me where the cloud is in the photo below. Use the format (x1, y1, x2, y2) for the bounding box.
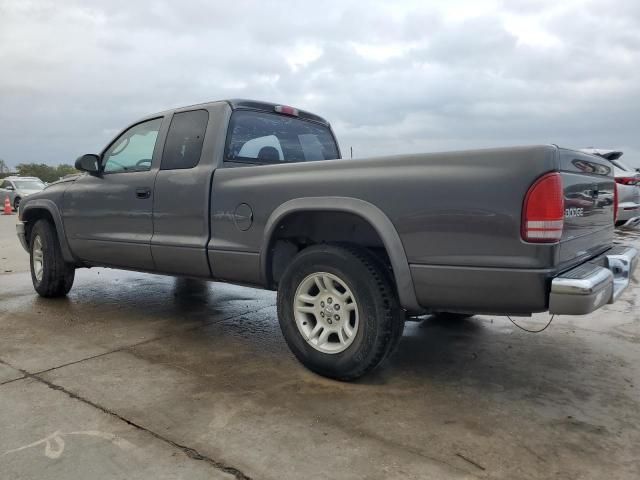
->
(0, 0, 639, 167)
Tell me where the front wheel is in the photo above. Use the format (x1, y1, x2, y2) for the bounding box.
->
(13, 196, 20, 211)
(30, 219, 75, 297)
(277, 245, 404, 381)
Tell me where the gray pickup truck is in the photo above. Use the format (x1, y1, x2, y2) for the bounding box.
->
(16, 99, 638, 380)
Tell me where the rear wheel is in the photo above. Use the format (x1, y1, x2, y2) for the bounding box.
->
(277, 245, 404, 381)
(30, 219, 75, 297)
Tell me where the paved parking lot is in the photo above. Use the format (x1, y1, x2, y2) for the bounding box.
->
(1, 213, 639, 479)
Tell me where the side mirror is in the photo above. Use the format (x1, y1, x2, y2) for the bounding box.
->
(75, 154, 101, 175)
(5, 185, 14, 191)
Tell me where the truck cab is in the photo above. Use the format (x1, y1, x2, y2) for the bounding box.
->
(54, 100, 340, 277)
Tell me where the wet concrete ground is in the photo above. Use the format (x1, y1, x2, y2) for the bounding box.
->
(1, 213, 639, 479)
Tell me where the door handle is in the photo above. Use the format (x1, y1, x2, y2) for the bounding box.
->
(135, 187, 151, 199)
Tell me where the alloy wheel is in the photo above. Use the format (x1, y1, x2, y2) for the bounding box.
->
(293, 272, 359, 354)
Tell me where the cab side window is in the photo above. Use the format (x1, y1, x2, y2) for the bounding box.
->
(103, 118, 163, 173)
(161, 110, 209, 170)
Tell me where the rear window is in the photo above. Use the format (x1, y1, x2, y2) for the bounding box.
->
(225, 110, 339, 164)
(14, 180, 45, 190)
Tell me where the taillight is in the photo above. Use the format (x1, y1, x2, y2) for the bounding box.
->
(614, 182, 619, 222)
(615, 177, 639, 186)
(522, 172, 564, 243)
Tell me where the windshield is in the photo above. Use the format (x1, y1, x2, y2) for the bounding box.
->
(14, 180, 45, 190)
(225, 110, 340, 164)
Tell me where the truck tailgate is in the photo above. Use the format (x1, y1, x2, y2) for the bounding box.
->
(558, 149, 615, 267)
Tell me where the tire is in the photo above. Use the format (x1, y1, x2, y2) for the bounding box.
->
(365, 248, 405, 356)
(30, 219, 75, 297)
(13, 197, 20, 211)
(277, 244, 404, 381)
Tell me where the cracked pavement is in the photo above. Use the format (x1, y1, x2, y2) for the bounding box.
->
(1, 214, 639, 479)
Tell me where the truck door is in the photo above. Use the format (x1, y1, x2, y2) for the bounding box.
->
(151, 108, 213, 277)
(63, 117, 165, 269)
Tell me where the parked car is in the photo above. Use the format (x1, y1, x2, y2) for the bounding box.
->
(15, 99, 638, 380)
(581, 149, 640, 228)
(0, 176, 46, 211)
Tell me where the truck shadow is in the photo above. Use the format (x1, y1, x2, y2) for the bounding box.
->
(361, 313, 614, 404)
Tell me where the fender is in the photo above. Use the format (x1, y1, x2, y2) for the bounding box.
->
(261, 196, 423, 313)
(21, 199, 75, 264)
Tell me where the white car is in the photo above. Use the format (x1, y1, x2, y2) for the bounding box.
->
(0, 176, 46, 211)
(581, 149, 640, 228)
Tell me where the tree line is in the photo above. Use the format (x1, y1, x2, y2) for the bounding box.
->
(0, 159, 78, 183)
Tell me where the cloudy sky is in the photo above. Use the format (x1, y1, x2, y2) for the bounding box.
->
(1, 0, 639, 168)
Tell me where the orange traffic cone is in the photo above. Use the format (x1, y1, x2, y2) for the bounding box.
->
(3, 196, 13, 215)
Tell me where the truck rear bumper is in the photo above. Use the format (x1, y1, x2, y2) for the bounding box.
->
(549, 245, 638, 315)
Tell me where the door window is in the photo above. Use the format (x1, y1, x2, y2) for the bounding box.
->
(103, 118, 163, 173)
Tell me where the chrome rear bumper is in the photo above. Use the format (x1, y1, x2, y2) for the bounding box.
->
(549, 245, 638, 315)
